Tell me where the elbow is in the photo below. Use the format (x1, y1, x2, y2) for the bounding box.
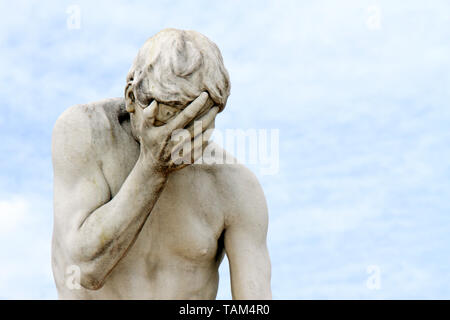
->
(67, 244, 108, 291)
(80, 271, 105, 290)
(76, 261, 108, 290)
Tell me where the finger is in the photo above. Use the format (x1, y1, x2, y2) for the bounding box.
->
(190, 138, 208, 164)
(170, 132, 209, 167)
(143, 100, 158, 126)
(167, 92, 209, 131)
(183, 138, 208, 165)
(170, 117, 215, 157)
(187, 96, 214, 124)
(169, 132, 187, 154)
(184, 106, 219, 138)
(168, 147, 201, 171)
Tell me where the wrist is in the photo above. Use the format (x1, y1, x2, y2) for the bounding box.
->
(137, 150, 169, 179)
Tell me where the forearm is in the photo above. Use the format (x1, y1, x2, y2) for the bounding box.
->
(72, 155, 167, 288)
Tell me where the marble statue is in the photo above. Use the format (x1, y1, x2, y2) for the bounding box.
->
(51, 28, 271, 299)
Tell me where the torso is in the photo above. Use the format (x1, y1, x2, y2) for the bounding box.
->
(54, 98, 229, 299)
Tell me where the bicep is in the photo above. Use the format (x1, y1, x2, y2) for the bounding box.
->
(225, 225, 271, 299)
(223, 171, 271, 299)
(53, 166, 110, 234)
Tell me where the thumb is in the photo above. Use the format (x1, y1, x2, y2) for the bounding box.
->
(143, 100, 158, 126)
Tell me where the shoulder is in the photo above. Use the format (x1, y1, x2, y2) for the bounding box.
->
(214, 163, 269, 235)
(203, 144, 266, 201)
(52, 98, 125, 170)
(215, 163, 264, 199)
(52, 98, 125, 140)
(198, 146, 268, 226)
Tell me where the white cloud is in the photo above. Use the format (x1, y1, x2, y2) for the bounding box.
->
(0, 194, 55, 299)
(0, 197, 28, 234)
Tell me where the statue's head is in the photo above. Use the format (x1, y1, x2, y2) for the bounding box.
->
(125, 28, 230, 125)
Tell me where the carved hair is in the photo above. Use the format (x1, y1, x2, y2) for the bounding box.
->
(126, 28, 230, 112)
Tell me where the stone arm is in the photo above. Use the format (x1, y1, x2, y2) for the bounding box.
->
(52, 109, 168, 290)
(223, 168, 272, 299)
(52, 93, 214, 290)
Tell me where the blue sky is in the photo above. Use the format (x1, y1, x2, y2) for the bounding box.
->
(0, 0, 449, 299)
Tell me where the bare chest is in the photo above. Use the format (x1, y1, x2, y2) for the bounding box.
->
(98, 126, 226, 268)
